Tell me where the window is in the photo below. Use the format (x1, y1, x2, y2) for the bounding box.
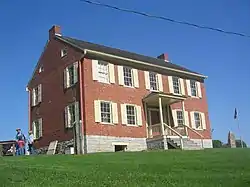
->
(126, 105, 136, 125)
(97, 61, 109, 83)
(176, 111, 184, 126)
(65, 102, 79, 128)
(64, 62, 78, 88)
(32, 118, 42, 139)
(61, 48, 67, 57)
(194, 112, 202, 129)
(172, 77, 181, 94)
(94, 100, 118, 124)
(32, 84, 42, 106)
(190, 80, 197, 97)
(149, 72, 158, 91)
(38, 66, 44, 73)
(123, 67, 133, 87)
(100, 101, 112, 123)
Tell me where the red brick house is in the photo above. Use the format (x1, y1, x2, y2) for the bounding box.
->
(26, 25, 213, 153)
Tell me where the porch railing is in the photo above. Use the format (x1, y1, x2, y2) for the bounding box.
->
(163, 123, 183, 149)
(184, 125, 204, 149)
(147, 123, 162, 138)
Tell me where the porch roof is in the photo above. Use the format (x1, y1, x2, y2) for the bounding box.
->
(143, 92, 187, 106)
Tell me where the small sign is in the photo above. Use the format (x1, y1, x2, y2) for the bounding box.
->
(47, 140, 58, 155)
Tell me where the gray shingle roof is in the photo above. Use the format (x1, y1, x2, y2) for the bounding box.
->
(56, 35, 204, 77)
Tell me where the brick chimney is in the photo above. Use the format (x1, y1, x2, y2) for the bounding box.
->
(157, 53, 169, 62)
(49, 25, 61, 40)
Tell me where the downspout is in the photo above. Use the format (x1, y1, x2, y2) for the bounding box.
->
(79, 50, 87, 154)
(26, 87, 31, 132)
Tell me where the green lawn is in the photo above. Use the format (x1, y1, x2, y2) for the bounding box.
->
(0, 149, 250, 187)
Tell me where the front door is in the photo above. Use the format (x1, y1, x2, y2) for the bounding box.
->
(149, 109, 160, 125)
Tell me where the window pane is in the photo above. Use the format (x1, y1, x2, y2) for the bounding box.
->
(190, 80, 197, 96)
(98, 61, 109, 83)
(123, 67, 133, 86)
(100, 101, 111, 123)
(149, 72, 158, 90)
(126, 105, 136, 125)
(176, 111, 184, 126)
(68, 66, 74, 85)
(172, 77, 180, 94)
(194, 112, 201, 129)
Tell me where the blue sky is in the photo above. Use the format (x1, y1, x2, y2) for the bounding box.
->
(0, 0, 249, 145)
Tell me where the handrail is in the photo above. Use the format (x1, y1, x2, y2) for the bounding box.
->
(163, 123, 183, 149)
(184, 125, 204, 148)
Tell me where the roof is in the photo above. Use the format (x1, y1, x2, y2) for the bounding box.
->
(56, 36, 205, 77)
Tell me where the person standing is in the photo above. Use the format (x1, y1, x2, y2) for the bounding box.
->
(28, 131, 34, 155)
(15, 128, 26, 156)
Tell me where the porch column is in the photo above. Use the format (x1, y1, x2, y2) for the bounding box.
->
(181, 101, 188, 136)
(143, 102, 150, 138)
(159, 97, 165, 136)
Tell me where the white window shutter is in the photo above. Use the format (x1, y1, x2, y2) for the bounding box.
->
(186, 80, 191, 96)
(94, 100, 101, 122)
(112, 102, 118, 124)
(38, 118, 43, 138)
(63, 68, 68, 88)
(32, 89, 35, 106)
(136, 105, 143, 126)
(184, 111, 189, 127)
(172, 109, 178, 127)
(32, 122, 36, 139)
(118, 66, 124, 85)
(92, 60, 98, 81)
(180, 78, 185, 95)
(73, 62, 78, 84)
(144, 71, 150, 90)
(168, 76, 174, 93)
(201, 112, 206, 129)
(133, 69, 139, 88)
(64, 106, 69, 128)
(38, 84, 42, 103)
(157, 74, 163, 92)
(74, 101, 80, 123)
(108, 63, 115, 84)
(190, 112, 195, 129)
(197, 82, 202, 98)
(121, 104, 127, 125)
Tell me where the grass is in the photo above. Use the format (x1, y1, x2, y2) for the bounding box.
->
(0, 149, 250, 187)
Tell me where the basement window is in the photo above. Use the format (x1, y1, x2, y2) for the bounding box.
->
(114, 145, 127, 152)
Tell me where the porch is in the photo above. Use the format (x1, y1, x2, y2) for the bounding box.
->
(143, 92, 204, 150)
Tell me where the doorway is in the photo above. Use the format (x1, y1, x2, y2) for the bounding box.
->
(149, 109, 160, 126)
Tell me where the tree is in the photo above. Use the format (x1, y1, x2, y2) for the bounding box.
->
(212, 140, 223, 148)
(235, 140, 247, 148)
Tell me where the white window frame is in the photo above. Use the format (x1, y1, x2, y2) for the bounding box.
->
(176, 110, 184, 126)
(126, 104, 137, 126)
(32, 84, 42, 106)
(100, 101, 113, 124)
(97, 61, 110, 84)
(172, 76, 181, 94)
(64, 101, 79, 128)
(193, 112, 202, 130)
(61, 48, 67, 58)
(149, 72, 158, 91)
(64, 62, 78, 89)
(123, 66, 134, 87)
(190, 80, 198, 97)
(32, 118, 42, 140)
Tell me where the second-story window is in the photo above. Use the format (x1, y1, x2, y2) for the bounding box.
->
(32, 84, 42, 106)
(190, 80, 197, 97)
(123, 66, 133, 87)
(149, 72, 158, 91)
(64, 62, 78, 89)
(97, 61, 109, 83)
(172, 77, 181, 94)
